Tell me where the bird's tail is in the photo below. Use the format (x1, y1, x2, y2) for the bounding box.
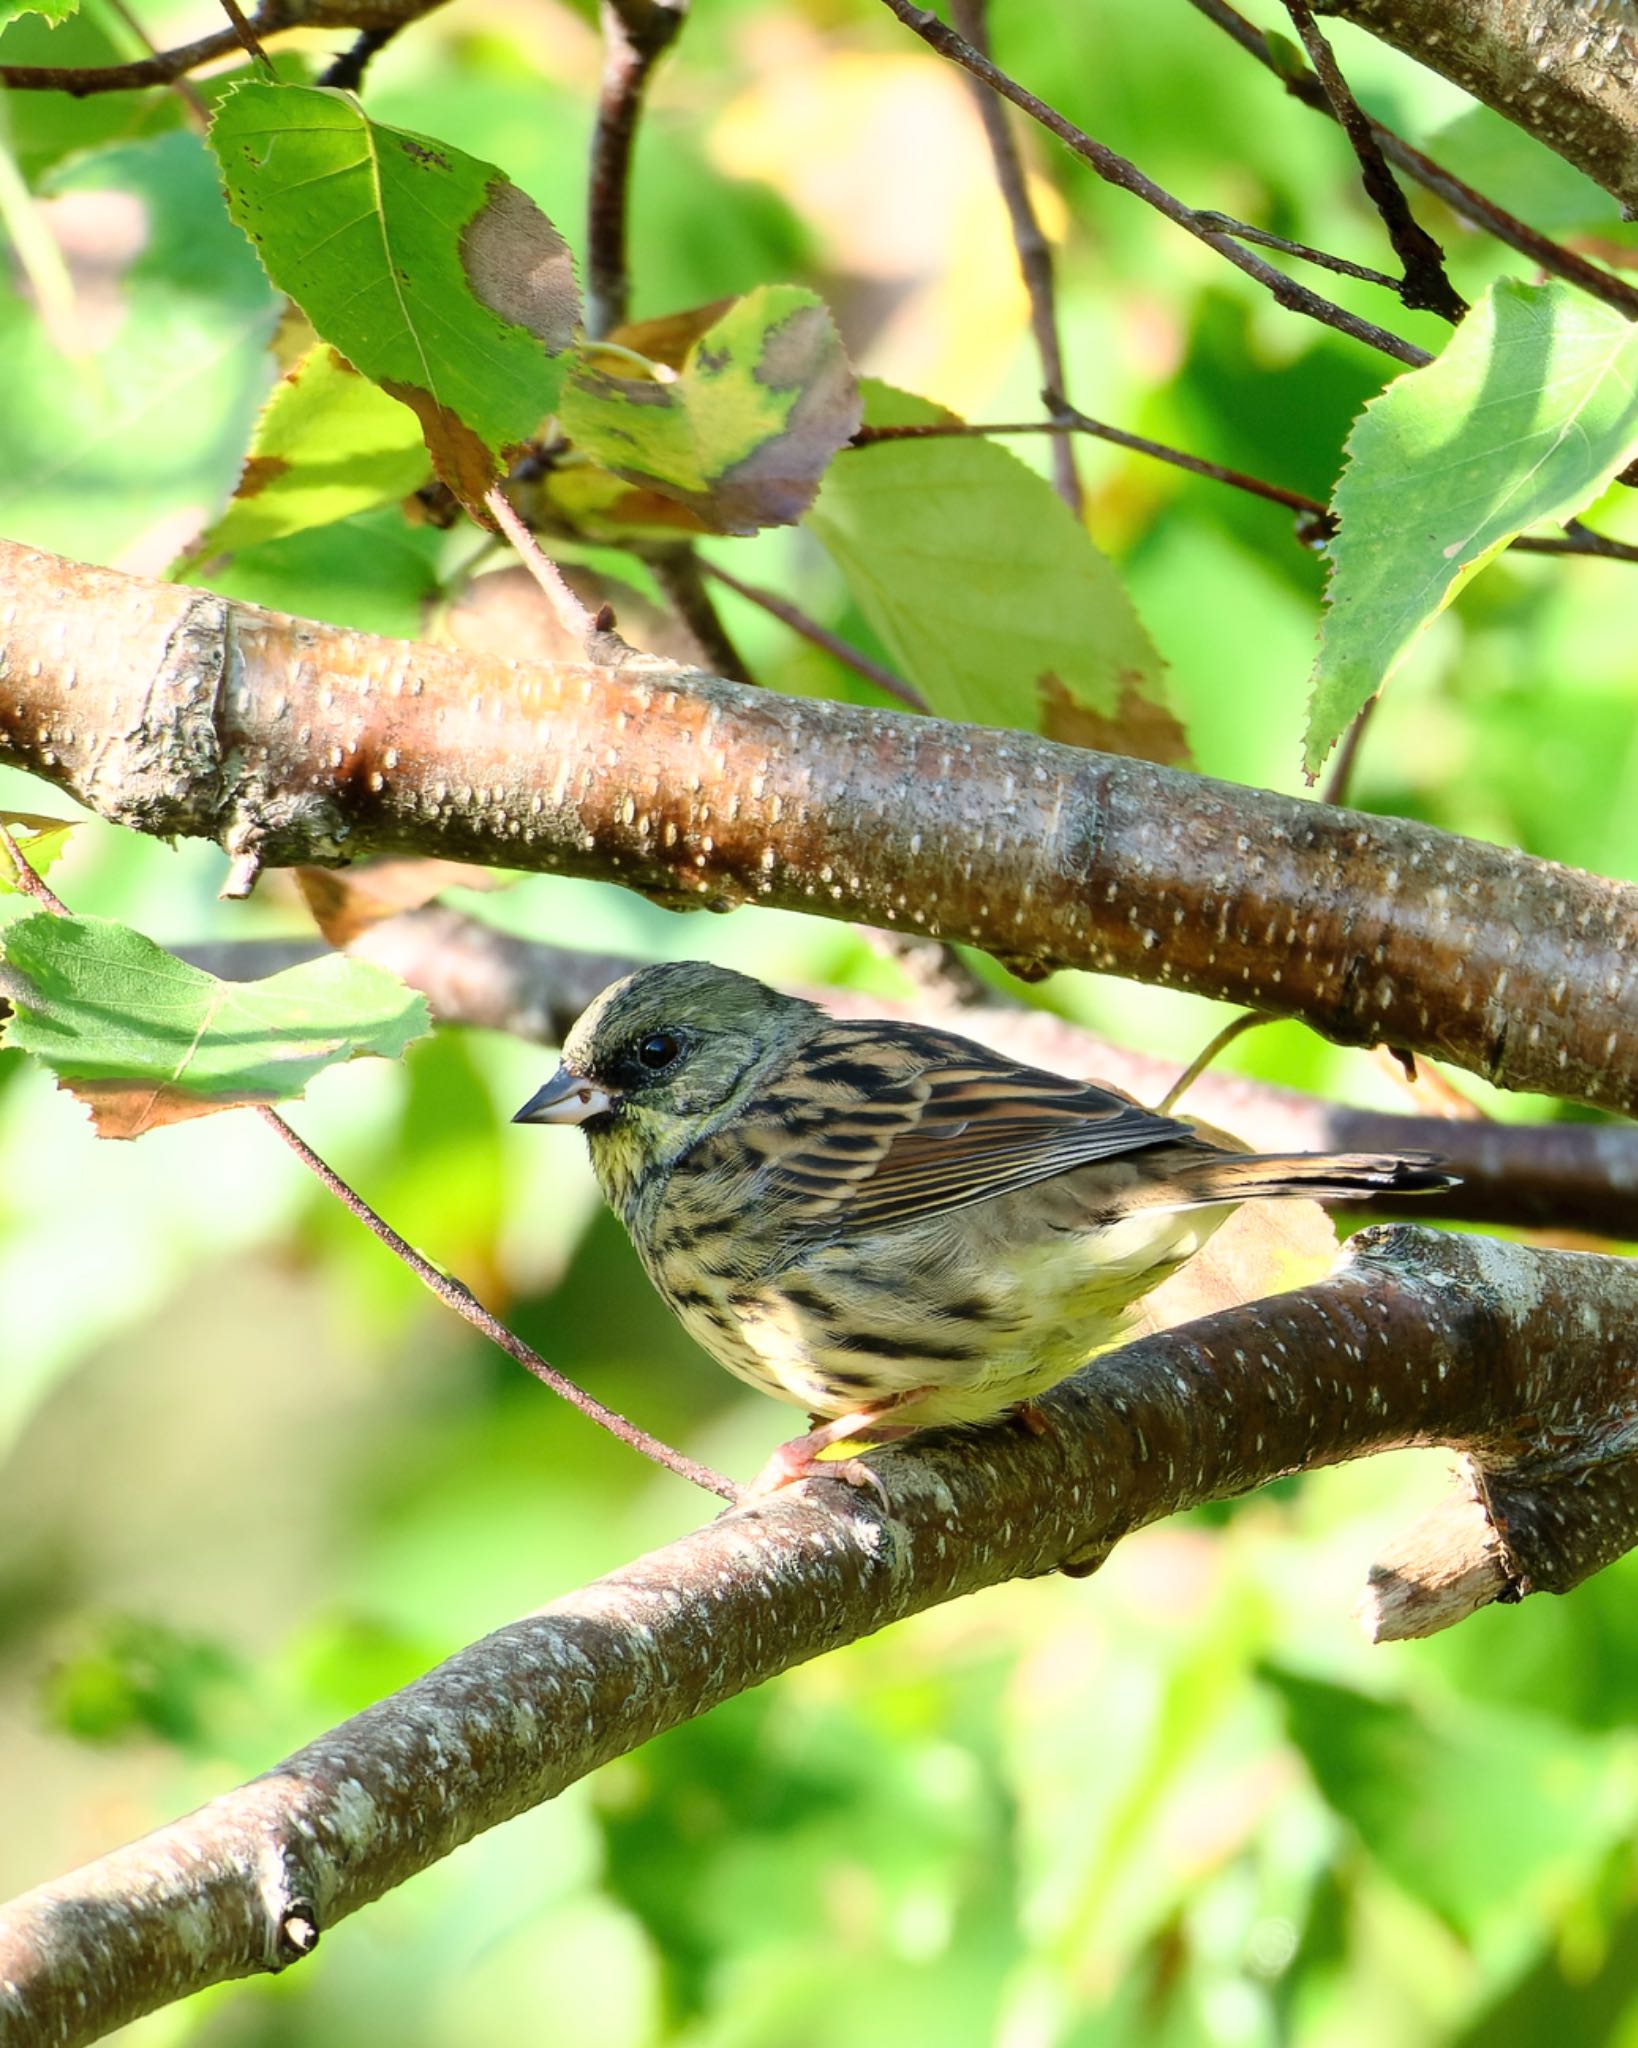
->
(1175, 1151, 1459, 1206)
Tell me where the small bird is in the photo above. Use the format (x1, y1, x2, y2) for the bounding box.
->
(514, 961, 1456, 1497)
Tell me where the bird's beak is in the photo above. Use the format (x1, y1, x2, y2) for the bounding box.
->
(512, 1066, 620, 1126)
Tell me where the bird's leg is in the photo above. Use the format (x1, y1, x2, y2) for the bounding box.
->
(1010, 1400, 1053, 1437)
(748, 1387, 938, 1505)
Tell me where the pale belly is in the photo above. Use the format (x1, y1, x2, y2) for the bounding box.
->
(662, 1201, 1234, 1427)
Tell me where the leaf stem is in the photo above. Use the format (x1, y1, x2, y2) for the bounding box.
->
(0, 820, 71, 915)
(256, 1105, 743, 1502)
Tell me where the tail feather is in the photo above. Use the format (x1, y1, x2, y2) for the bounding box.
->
(1179, 1151, 1459, 1206)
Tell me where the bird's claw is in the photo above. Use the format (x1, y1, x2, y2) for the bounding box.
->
(745, 1441, 891, 1510)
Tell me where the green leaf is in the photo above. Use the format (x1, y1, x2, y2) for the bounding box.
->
(0, 131, 279, 565)
(0, 0, 79, 25)
(183, 341, 432, 564)
(210, 83, 580, 508)
(1267, 1667, 1638, 1939)
(807, 384, 1182, 756)
(1306, 280, 1638, 773)
(1427, 105, 1624, 231)
(0, 810, 75, 893)
(43, 1615, 242, 1752)
(560, 286, 859, 534)
(0, 914, 431, 1137)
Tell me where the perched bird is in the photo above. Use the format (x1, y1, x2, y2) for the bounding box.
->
(514, 961, 1456, 1496)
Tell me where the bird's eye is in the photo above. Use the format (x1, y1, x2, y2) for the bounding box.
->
(637, 1031, 682, 1070)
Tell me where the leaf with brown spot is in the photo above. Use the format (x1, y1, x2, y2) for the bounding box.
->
(560, 286, 860, 533)
(604, 297, 737, 372)
(809, 382, 1177, 745)
(181, 342, 431, 565)
(1038, 673, 1191, 769)
(211, 85, 580, 511)
(0, 913, 430, 1138)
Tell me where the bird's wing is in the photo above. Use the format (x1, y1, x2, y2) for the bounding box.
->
(750, 1020, 1198, 1235)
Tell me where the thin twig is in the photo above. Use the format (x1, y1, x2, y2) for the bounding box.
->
(697, 557, 928, 711)
(1192, 211, 1404, 290)
(1280, 0, 1465, 319)
(586, 0, 689, 338)
(256, 1106, 742, 1502)
(1321, 694, 1377, 805)
(0, 821, 735, 1501)
(948, 0, 1081, 513)
(1185, 0, 1638, 320)
(875, 0, 1429, 369)
(100, 0, 211, 121)
(317, 25, 403, 89)
(0, 0, 283, 92)
(0, 821, 71, 915)
(1157, 1011, 1269, 1112)
(483, 488, 597, 646)
(650, 546, 755, 682)
(850, 412, 1638, 566)
(853, 410, 1326, 517)
(214, 0, 275, 74)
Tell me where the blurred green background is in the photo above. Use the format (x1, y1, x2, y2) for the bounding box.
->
(3, 0, 1638, 2041)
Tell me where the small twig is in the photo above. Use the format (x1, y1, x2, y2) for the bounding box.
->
(256, 1106, 742, 1502)
(851, 412, 1638, 567)
(1280, 0, 1465, 320)
(1320, 694, 1377, 805)
(697, 558, 928, 711)
(0, 2, 280, 92)
(948, 0, 1080, 514)
(650, 546, 755, 682)
(0, 815, 734, 1499)
(586, 0, 689, 339)
(483, 488, 596, 647)
(1157, 1011, 1269, 1113)
(317, 25, 402, 89)
(1192, 212, 1404, 291)
(100, 0, 211, 120)
(1185, 0, 1638, 320)
(876, 0, 1429, 369)
(214, 0, 275, 74)
(856, 409, 1326, 517)
(0, 821, 71, 916)
(1373, 1046, 1491, 1121)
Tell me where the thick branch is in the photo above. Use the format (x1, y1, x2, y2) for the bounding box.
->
(6, 1226, 1638, 2045)
(1321, 0, 1638, 214)
(3, 540, 1637, 1112)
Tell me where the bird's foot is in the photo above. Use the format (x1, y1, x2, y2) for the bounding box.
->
(747, 1392, 936, 1508)
(1010, 1400, 1053, 1437)
(746, 1439, 891, 1508)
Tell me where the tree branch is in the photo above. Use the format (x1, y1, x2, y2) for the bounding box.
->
(3, 540, 1637, 1112)
(1187, 0, 1638, 318)
(6, 1224, 1638, 2045)
(875, 0, 1430, 367)
(1320, 0, 1638, 215)
(585, 0, 689, 338)
(1281, 0, 1465, 318)
(948, 0, 1083, 512)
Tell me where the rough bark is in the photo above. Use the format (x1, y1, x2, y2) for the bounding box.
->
(5, 1225, 1638, 2048)
(4, 542, 1637, 1114)
(1322, 0, 1638, 213)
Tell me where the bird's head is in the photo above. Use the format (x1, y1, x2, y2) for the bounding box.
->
(513, 960, 815, 1209)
